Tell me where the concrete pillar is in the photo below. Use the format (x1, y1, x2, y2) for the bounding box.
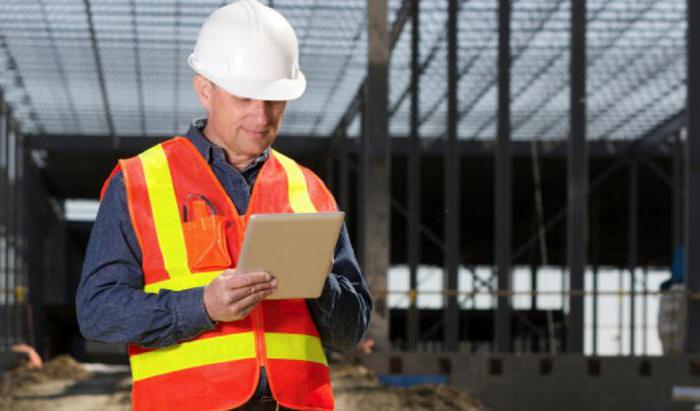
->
(362, 0, 391, 352)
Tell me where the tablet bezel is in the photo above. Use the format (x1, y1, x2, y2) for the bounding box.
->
(236, 212, 345, 299)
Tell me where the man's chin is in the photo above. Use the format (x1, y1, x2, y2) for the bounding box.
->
(243, 140, 272, 157)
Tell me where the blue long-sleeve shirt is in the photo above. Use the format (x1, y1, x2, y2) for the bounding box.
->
(76, 119, 371, 394)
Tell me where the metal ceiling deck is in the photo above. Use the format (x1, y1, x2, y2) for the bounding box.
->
(0, 0, 687, 140)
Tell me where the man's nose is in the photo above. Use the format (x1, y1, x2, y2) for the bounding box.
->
(250, 100, 270, 127)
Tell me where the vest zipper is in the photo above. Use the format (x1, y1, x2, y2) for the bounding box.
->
(252, 306, 266, 368)
(180, 138, 269, 368)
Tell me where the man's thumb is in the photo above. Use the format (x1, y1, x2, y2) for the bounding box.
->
(219, 268, 236, 278)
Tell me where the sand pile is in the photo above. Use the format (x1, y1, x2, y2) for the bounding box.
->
(0, 355, 90, 410)
(332, 364, 487, 411)
(1, 357, 486, 411)
(2, 354, 89, 388)
(37, 355, 90, 380)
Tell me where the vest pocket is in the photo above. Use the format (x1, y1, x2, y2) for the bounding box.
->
(182, 196, 232, 272)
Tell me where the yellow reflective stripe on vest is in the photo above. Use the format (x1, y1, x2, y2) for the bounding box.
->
(272, 150, 317, 213)
(265, 333, 327, 366)
(143, 270, 221, 294)
(130, 332, 256, 381)
(140, 145, 190, 277)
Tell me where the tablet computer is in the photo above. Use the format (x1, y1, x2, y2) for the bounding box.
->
(236, 212, 345, 299)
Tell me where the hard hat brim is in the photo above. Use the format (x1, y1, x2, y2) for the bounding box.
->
(188, 55, 306, 101)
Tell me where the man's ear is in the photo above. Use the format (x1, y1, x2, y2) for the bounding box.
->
(193, 75, 213, 112)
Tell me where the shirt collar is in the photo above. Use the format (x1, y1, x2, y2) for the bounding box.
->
(185, 117, 270, 172)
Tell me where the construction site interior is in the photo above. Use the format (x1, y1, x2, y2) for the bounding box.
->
(1, 0, 700, 410)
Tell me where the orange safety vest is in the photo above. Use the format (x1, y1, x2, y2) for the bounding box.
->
(102, 137, 336, 411)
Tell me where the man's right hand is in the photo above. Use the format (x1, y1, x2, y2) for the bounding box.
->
(203, 269, 277, 322)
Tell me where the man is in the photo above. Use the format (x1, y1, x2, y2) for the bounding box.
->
(75, 1, 371, 410)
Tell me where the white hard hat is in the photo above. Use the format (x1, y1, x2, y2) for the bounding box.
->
(188, 0, 306, 101)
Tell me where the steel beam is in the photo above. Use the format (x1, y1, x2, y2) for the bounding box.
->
(407, 0, 421, 351)
(26, 135, 335, 157)
(686, 0, 700, 354)
(362, 0, 391, 352)
(443, 0, 460, 352)
(330, 0, 415, 139)
(511, 110, 684, 266)
(83, 0, 117, 147)
(512, 3, 662, 140)
(173, 0, 182, 132)
(310, 22, 365, 135)
(129, 0, 147, 136)
(567, 0, 587, 354)
(37, 0, 80, 132)
(494, 0, 512, 353)
(466, 0, 566, 136)
(0, 36, 43, 134)
(28, 134, 675, 158)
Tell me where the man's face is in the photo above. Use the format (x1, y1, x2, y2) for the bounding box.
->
(194, 76, 287, 159)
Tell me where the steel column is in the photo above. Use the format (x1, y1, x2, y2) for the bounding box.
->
(338, 131, 350, 214)
(673, 132, 684, 249)
(0, 92, 7, 350)
(14, 130, 25, 345)
(324, 150, 336, 193)
(686, 0, 700, 353)
(530, 261, 539, 311)
(618, 269, 624, 354)
(358, 97, 367, 268)
(628, 159, 638, 356)
(495, 0, 512, 353)
(528, 249, 538, 349)
(362, 0, 391, 351)
(642, 268, 648, 355)
(591, 191, 600, 356)
(407, 0, 421, 351)
(6, 118, 16, 346)
(443, 0, 460, 352)
(567, 0, 587, 354)
(22, 136, 44, 353)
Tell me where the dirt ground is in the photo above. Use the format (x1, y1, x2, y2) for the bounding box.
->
(0, 357, 485, 411)
(332, 364, 487, 411)
(0, 356, 131, 411)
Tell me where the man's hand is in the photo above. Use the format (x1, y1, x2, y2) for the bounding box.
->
(203, 269, 277, 322)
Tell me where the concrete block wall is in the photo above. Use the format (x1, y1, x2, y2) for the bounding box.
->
(359, 353, 700, 411)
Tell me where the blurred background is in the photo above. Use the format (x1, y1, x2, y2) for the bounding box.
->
(1, 0, 699, 410)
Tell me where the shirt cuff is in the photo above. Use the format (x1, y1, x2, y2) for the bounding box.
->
(308, 274, 341, 324)
(173, 287, 217, 338)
